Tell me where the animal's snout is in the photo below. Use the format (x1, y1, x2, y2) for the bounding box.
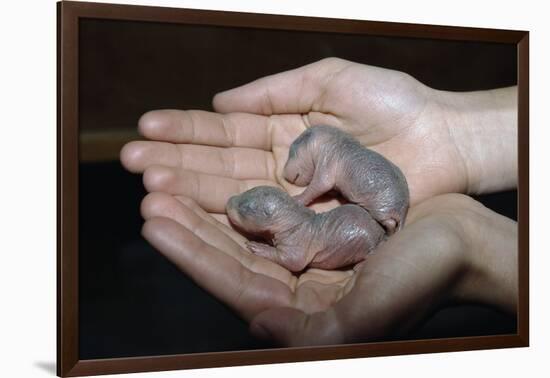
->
(283, 161, 298, 183)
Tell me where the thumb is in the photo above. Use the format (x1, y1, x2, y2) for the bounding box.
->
(212, 57, 350, 115)
(249, 307, 345, 347)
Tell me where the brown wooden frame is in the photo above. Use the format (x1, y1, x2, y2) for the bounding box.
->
(57, 1, 529, 376)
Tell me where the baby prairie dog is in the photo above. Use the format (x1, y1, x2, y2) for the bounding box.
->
(284, 125, 409, 234)
(226, 186, 385, 272)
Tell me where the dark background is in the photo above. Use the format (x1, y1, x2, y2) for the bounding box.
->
(78, 18, 517, 359)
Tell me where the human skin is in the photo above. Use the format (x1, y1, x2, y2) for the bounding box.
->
(120, 57, 517, 213)
(120, 58, 518, 344)
(226, 186, 385, 272)
(284, 125, 409, 233)
(139, 192, 517, 346)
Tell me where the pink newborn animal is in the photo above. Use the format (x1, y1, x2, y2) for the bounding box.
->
(284, 125, 409, 234)
(226, 186, 385, 272)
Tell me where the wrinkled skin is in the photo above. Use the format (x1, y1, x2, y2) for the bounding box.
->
(226, 186, 385, 272)
(285, 125, 409, 234)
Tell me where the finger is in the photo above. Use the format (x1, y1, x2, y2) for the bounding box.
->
(121, 141, 276, 179)
(120, 141, 180, 173)
(250, 307, 345, 347)
(138, 109, 273, 150)
(173, 195, 247, 246)
(213, 57, 352, 115)
(171, 197, 262, 249)
(143, 165, 278, 213)
(179, 145, 276, 180)
(174, 196, 231, 225)
(209, 213, 232, 227)
(143, 217, 293, 321)
(142, 193, 296, 287)
(141, 192, 247, 250)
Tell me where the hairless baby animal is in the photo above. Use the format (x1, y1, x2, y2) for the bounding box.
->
(284, 125, 409, 234)
(226, 186, 385, 272)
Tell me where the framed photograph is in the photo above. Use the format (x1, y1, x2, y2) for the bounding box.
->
(57, 1, 529, 376)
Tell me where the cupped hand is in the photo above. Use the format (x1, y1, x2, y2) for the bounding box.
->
(139, 192, 511, 346)
(121, 57, 470, 211)
(120, 58, 518, 346)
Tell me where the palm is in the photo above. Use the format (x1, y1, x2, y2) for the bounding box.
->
(138, 192, 471, 346)
(119, 57, 472, 343)
(212, 57, 468, 205)
(139, 192, 356, 322)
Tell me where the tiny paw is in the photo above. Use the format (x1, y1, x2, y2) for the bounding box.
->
(245, 241, 278, 260)
(292, 192, 309, 205)
(245, 241, 264, 254)
(381, 218, 398, 235)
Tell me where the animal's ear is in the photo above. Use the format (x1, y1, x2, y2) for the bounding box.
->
(288, 127, 314, 159)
